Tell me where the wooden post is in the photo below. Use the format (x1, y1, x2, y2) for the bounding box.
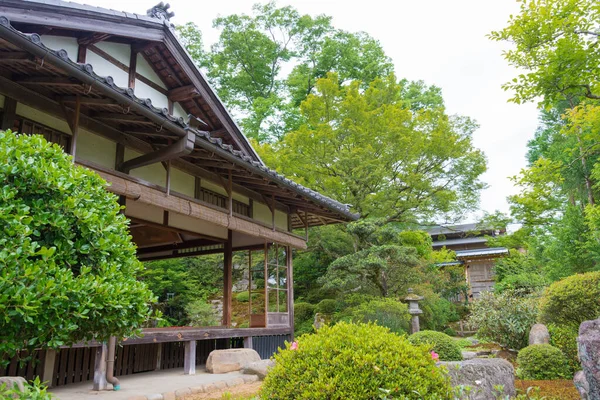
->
(223, 230, 233, 327)
(128, 49, 137, 89)
(287, 246, 295, 340)
(42, 349, 57, 388)
(92, 344, 108, 391)
(155, 343, 162, 371)
(228, 170, 233, 216)
(184, 340, 196, 375)
(271, 195, 276, 231)
(243, 337, 253, 349)
(60, 95, 81, 160)
(1, 97, 17, 131)
(166, 160, 171, 195)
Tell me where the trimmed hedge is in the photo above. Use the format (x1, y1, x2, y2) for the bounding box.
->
(539, 271, 600, 327)
(516, 344, 571, 380)
(261, 322, 452, 399)
(408, 330, 463, 361)
(547, 323, 579, 375)
(315, 298, 337, 314)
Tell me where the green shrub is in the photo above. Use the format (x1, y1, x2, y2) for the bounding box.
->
(315, 298, 337, 314)
(186, 300, 219, 326)
(349, 298, 410, 335)
(0, 377, 53, 399)
(539, 271, 600, 327)
(420, 293, 460, 331)
(294, 302, 316, 323)
(261, 322, 452, 399)
(408, 330, 463, 361)
(547, 323, 579, 374)
(468, 290, 539, 350)
(235, 291, 250, 302)
(443, 327, 457, 337)
(516, 344, 571, 380)
(0, 131, 155, 356)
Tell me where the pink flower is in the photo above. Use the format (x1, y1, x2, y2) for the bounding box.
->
(290, 341, 298, 350)
(430, 351, 439, 361)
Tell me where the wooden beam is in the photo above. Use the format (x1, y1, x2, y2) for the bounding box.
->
(136, 238, 220, 255)
(16, 77, 80, 86)
(66, 95, 81, 159)
(78, 32, 112, 46)
(77, 45, 87, 63)
(93, 113, 152, 123)
(1, 96, 17, 130)
(119, 131, 195, 173)
(223, 230, 233, 327)
(128, 48, 137, 89)
(168, 85, 199, 102)
(60, 96, 115, 105)
(0, 51, 31, 62)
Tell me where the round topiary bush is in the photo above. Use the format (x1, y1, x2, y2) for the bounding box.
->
(408, 330, 463, 361)
(349, 298, 410, 334)
(539, 271, 600, 327)
(261, 322, 452, 399)
(0, 131, 155, 356)
(294, 302, 316, 323)
(516, 344, 571, 380)
(443, 327, 457, 337)
(315, 298, 337, 314)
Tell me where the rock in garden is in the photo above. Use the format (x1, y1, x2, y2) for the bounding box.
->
(462, 351, 477, 360)
(0, 377, 26, 393)
(242, 359, 275, 379)
(529, 323, 550, 345)
(439, 358, 515, 400)
(578, 317, 600, 399)
(206, 349, 261, 374)
(574, 370, 590, 399)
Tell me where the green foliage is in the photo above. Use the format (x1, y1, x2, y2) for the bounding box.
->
(419, 293, 460, 331)
(443, 327, 457, 337)
(547, 323, 579, 374)
(261, 322, 452, 399)
(0, 377, 53, 399)
(516, 344, 571, 380)
(493, 250, 549, 294)
(236, 291, 250, 303)
(468, 291, 539, 350)
(408, 330, 463, 361)
(539, 271, 600, 326)
(0, 131, 155, 356)
(348, 298, 410, 335)
(294, 302, 316, 322)
(315, 299, 337, 314)
(185, 299, 220, 327)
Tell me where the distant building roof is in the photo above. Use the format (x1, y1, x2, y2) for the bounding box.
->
(431, 237, 488, 248)
(455, 247, 509, 258)
(426, 223, 480, 236)
(435, 261, 464, 267)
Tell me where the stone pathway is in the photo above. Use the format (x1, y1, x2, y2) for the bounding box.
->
(50, 368, 258, 400)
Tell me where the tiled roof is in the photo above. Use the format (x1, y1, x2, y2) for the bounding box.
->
(455, 247, 509, 258)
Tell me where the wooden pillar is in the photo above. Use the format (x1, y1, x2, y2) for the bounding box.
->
(42, 349, 56, 388)
(184, 341, 196, 375)
(1, 97, 17, 131)
(287, 246, 295, 340)
(92, 344, 108, 391)
(243, 337, 253, 349)
(128, 49, 137, 89)
(155, 343, 162, 371)
(61, 95, 81, 160)
(223, 230, 233, 327)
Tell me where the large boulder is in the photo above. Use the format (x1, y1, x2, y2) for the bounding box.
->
(439, 358, 515, 400)
(574, 370, 590, 400)
(578, 317, 600, 399)
(0, 377, 26, 393)
(206, 349, 261, 374)
(529, 323, 550, 345)
(242, 359, 275, 380)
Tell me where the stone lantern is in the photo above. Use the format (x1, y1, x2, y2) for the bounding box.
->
(405, 288, 423, 334)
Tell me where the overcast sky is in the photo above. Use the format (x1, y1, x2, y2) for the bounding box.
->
(81, 0, 540, 220)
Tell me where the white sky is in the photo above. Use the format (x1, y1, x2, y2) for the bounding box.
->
(81, 0, 540, 219)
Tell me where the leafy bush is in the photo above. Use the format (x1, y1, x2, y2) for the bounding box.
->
(315, 298, 337, 314)
(234, 291, 261, 303)
(408, 330, 463, 361)
(0, 131, 155, 356)
(539, 271, 600, 326)
(185, 299, 220, 326)
(547, 323, 579, 374)
(516, 344, 571, 380)
(495, 272, 549, 294)
(468, 290, 539, 350)
(261, 322, 452, 399)
(294, 302, 316, 322)
(420, 293, 460, 331)
(443, 327, 457, 337)
(348, 298, 410, 335)
(0, 377, 53, 399)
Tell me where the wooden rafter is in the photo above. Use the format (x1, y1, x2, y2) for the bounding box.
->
(119, 131, 195, 173)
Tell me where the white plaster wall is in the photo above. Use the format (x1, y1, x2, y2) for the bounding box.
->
(87, 46, 129, 88)
(125, 200, 163, 224)
(172, 102, 187, 120)
(76, 129, 116, 169)
(137, 54, 167, 90)
(275, 210, 289, 231)
(170, 168, 195, 197)
(169, 212, 228, 239)
(16, 103, 71, 133)
(253, 202, 272, 226)
(41, 36, 79, 60)
(201, 179, 227, 197)
(124, 148, 166, 187)
(135, 54, 169, 110)
(95, 42, 131, 66)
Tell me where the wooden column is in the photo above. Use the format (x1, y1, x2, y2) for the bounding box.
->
(155, 344, 162, 371)
(42, 349, 57, 388)
(184, 340, 196, 375)
(243, 336, 253, 349)
(128, 49, 137, 89)
(61, 95, 81, 160)
(222, 230, 233, 327)
(92, 344, 108, 391)
(287, 246, 295, 340)
(1, 97, 17, 131)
